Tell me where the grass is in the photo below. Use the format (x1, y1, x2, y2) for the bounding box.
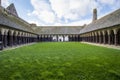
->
(0, 42, 120, 80)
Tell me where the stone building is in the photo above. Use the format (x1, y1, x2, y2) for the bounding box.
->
(0, 1, 120, 50)
(79, 9, 120, 46)
(35, 26, 84, 42)
(0, 3, 38, 50)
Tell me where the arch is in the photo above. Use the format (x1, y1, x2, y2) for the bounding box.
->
(17, 32, 21, 45)
(110, 30, 115, 45)
(0, 29, 3, 49)
(3, 30, 7, 47)
(13, 31, 17, 45)
(117, 29, 120, 45)
(0, 29, 2, 42)
(104, 31, 108, 44)
(7, 30, 12, 46)
(21, 32, 24, 44)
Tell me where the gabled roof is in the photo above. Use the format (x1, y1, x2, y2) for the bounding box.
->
(6, 3, 18, 17)
(80, 8, 120, 34)
(0, 6, 35, 34)
(35, 26, 84, 35)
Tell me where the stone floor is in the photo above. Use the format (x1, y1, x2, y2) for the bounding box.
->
(82, 42, 120, 50)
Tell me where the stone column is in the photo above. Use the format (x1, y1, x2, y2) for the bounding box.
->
(0, 32, 3, 50)
(98, 32, 101, 43)
(63, 35, 65, 42)
(57, 35, 58, 42)
(102, 31, 106, 44)
(113, 29, 118, 46)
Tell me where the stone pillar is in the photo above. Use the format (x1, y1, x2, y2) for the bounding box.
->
(92, 33, 94, 43)
(102, 31, 106, 44)
(0, 32, 3, 50)
(63, 35, 65, 42)
(98, 31, 101, 44)
(7, 31, 13, 47)
(0, 0, 1, 6)
(113, 29, 118, 46)
(57, 35, 58, 42)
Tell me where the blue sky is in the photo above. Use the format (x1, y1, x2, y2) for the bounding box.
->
(1, 0, 120, 26)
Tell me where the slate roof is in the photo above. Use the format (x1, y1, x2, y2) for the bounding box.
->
(80, 8, 120, 34)
(35, 26, 84, 35)
(0, 6, 35, 34)
(6, 3, 18, 17)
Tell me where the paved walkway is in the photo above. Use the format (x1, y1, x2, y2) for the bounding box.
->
(82, 42, 120, 50)
(0, 43, 36, 52)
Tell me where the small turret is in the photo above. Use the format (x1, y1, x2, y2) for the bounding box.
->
(0, 0, 1, 6)
(93, 8, 97, 22)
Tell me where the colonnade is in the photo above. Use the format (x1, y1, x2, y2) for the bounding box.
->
(37, 34, 80, 42)
(0, 27, 38, 50)
(68, 35, 80, 41)
(80, 27, 120, 46)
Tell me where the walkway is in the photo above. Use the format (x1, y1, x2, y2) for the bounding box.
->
(0, 43, 36, 52)
(82, 42, 120, 50)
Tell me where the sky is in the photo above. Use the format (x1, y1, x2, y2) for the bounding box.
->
(1, 0, 120, 26)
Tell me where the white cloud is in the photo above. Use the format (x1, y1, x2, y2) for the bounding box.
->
(98, 0, 115, 5)
(28, 0, 120, 26)
(1, 0, 10, 7)
(30, 0, 56, 24)
(54, 19, 91, 26)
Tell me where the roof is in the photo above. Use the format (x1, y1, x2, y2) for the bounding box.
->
(35, 26, 84, 35)
(6, 3, 18, 17)
(80, 8, 120, 34)
(0, 6, 35, 34)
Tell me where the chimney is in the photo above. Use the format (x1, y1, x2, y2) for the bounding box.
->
(93, 8, 97, 22)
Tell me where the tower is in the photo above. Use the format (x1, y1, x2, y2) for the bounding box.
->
(93, 8, 97, 22)
(0, 0, 1, 6)
(6, 3, 18, 17)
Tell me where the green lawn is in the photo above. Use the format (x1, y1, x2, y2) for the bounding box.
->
(0, 42, 120, 80)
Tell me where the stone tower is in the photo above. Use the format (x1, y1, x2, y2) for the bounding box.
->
(93, 8, 97, 22)
(0, 0, 1, 6)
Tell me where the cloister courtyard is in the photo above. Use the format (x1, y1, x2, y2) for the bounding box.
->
(0, 42, 120, 80)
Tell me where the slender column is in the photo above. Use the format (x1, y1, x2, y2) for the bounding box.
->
(114, 34, 117, 46)
(0, 33, 3, 50)
(57, 35, 58, 42)
(98, 32, 101, 44)
(102, 31, 106, 44)
(63, 35, 65, 42)
(113, 29, 118, 46)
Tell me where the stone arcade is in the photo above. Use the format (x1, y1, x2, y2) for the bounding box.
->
(0, 1, 120, 50)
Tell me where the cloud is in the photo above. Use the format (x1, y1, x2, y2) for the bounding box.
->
(53, 19, 91, 26)
(1, 0, 10, 7)
(30, 0, 56, 24)
(28, 0, 120, 26)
